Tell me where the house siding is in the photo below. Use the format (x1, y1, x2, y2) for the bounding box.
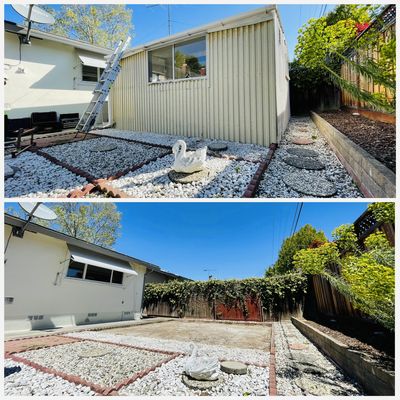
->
(112, 17, 284, 146)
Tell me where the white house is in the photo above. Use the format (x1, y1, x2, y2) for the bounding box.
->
(4, 214, 185, 333)
(111, 6, 290, 147)
(4, 21, 112, 124)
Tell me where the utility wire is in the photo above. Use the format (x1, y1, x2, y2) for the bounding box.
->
(290, 203, 300, 237)
(293, 203, 304, 234)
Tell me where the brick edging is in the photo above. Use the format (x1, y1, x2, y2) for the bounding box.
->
(269, 322, 277, 396)
(242, 144, 277, 198)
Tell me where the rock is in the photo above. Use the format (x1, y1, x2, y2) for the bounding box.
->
(283, 172, 337, 197)
(286, 148, 318, 158)
(168, 169, 210, 184)
(289, 343, 308, 351)
(295, 376, 338, 395)
(182, 374, 222, 390)
(283, 156, 325, 170)
(5, 164, 16, 178)
(220, 361, 248, 375)
(78, 348, 111, 358)
(209, 142, 228, 151)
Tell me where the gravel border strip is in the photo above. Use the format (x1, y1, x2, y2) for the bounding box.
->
(91, 132, 172, 150)
(269, 323, 277, 396)
(243, 144, 277, 198)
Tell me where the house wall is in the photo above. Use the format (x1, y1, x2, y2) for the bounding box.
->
(274, 12, 290, 141)
(4, 225, 145, 333)
(112, 17, 283, 146)
(4, 31, 108, 122)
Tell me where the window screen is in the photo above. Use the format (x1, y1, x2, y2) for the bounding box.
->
(82, 65, 99, 82)
(148, 45, 173, 82)
(85, 265, 112, 283)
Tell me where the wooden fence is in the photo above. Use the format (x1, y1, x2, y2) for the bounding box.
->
(340, 6, 396, 113)
(145, 295, 303, 322)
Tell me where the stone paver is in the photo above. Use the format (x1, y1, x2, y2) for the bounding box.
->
(283, 156, 325, 170)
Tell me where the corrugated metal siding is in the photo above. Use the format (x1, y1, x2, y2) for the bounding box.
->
(112, 19, 279, 146)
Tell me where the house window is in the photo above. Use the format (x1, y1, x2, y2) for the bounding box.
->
(66, 260, 123, 285)
(82, 65, 104, 82)
(148, 36, 206, 82)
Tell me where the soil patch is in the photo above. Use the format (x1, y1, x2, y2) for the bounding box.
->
(102, 320, 271, 351)
(304, 319, 394, 372)
(319, 110, 395, 172)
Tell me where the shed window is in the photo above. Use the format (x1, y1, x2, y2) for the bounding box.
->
(148, 36, 206, 82)
(85, 265, 112, 283)
(82, 65, 104, 82)
(112, 270, 123, 284)
(67, 261, 85, 278)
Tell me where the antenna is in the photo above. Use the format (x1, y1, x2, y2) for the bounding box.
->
(203, 268, 216, 280)
(12, 202, 57, 238)
(12, 4, 55, 45)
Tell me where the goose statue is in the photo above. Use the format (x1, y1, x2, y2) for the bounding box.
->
(172, 140, 207, 173)
(184, 343, 220, 381)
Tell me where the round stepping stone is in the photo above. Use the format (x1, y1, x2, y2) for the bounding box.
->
(209, 142, 228, 151)
(220, 360, 248, 375)
(283, 172, 337, 197)
(78, 348, 111, 358)
(292, 137, 314, 145)
(283, 156, 325, 170)
(5, 164, 16, 179)
(182, 374, 222, 390)
(168, 169, 210, 184)
(286, 148, 318, 158)
(89, 144, 117, 152)
(289, 343, 308, 351)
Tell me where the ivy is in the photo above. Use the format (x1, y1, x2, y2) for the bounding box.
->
(144, 273, 308, 318)
(368, 202, 395, 224)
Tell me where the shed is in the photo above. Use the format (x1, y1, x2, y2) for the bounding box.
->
(111, 6, 289, 147)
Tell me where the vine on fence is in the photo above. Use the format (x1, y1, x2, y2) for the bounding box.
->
(143, 272, 308, 317)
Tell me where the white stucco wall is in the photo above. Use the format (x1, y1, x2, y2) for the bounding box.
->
(4, 31, 108, 121)
(4, 225, 145, 333)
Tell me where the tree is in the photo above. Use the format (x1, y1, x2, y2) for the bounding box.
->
(368, 202, 395, 224)
(32, 5, 133, 49)
(293, 224, 395, 330)
(294, 4, 395, 112)
(6, 203, 121, 248)
(265, 224, 327, 276)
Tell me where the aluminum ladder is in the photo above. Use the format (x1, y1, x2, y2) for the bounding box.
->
(75, 36, 131, 135)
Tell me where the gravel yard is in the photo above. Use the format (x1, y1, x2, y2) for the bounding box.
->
(5, 152, 87, 198)
(4, 359, 95, 396)
(17, 340, 169, 387)
(42, 137, 169, 179)
(107, 154, 258, 198)
(257, 117, 363, 198)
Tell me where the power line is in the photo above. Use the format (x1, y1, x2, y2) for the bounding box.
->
(293, 203, 304, 234)
(290, 203, 299, 237)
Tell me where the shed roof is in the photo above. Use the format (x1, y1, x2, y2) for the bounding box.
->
(4, 20, 111, 55)
(123, 5, 282, 58)
(4, 214, 188, 281)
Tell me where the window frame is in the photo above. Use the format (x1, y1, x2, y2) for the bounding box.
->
(81, 65, 104, 83)
(148, 35, 208, 84)
(66, 260, 124, 286)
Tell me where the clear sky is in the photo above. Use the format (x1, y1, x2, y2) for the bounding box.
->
(6, 201, 371, 280)
(4, 4, 336, 60)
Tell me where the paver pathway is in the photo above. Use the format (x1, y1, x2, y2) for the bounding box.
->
(274, 321, 362, 395)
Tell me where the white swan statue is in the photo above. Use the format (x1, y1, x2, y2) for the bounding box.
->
(184, 343, 220, 381)
(172, 140, 207, 173)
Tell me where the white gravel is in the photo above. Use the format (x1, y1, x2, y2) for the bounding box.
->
(5, 152, 87, 198)
(107, 154, 257, 198)
(18, 340, 169, 388)
(274, 321, 362, 395)
(120, 355, 268, 396)
(93, 129, 269, 162)
(65, 330, 269, 366)
(42, 137, 169, 179)
(4, 358, 95, 396)
(257, 117, 363, 198)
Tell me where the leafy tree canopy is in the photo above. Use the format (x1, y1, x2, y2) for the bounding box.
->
(6, 203, 121, 248)
(368, 202, 395, 224)
(266, 224, 327, 276)
(31, 5, 133, 49)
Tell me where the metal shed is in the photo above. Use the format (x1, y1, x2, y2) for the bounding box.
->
(111, 6, 289, 147)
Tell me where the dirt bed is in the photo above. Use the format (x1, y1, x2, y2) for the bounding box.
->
(103, 320, 271, 351)
(319, 110, 396, 172)
(305, 319, 394, 372)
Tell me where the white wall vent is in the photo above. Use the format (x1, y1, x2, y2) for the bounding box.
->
(88, 313, 98, 317)
(5, 297, 14, 304)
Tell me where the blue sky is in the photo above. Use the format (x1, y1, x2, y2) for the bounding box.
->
(4, 4, 336, 60)
(6, 202, 370, 280)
